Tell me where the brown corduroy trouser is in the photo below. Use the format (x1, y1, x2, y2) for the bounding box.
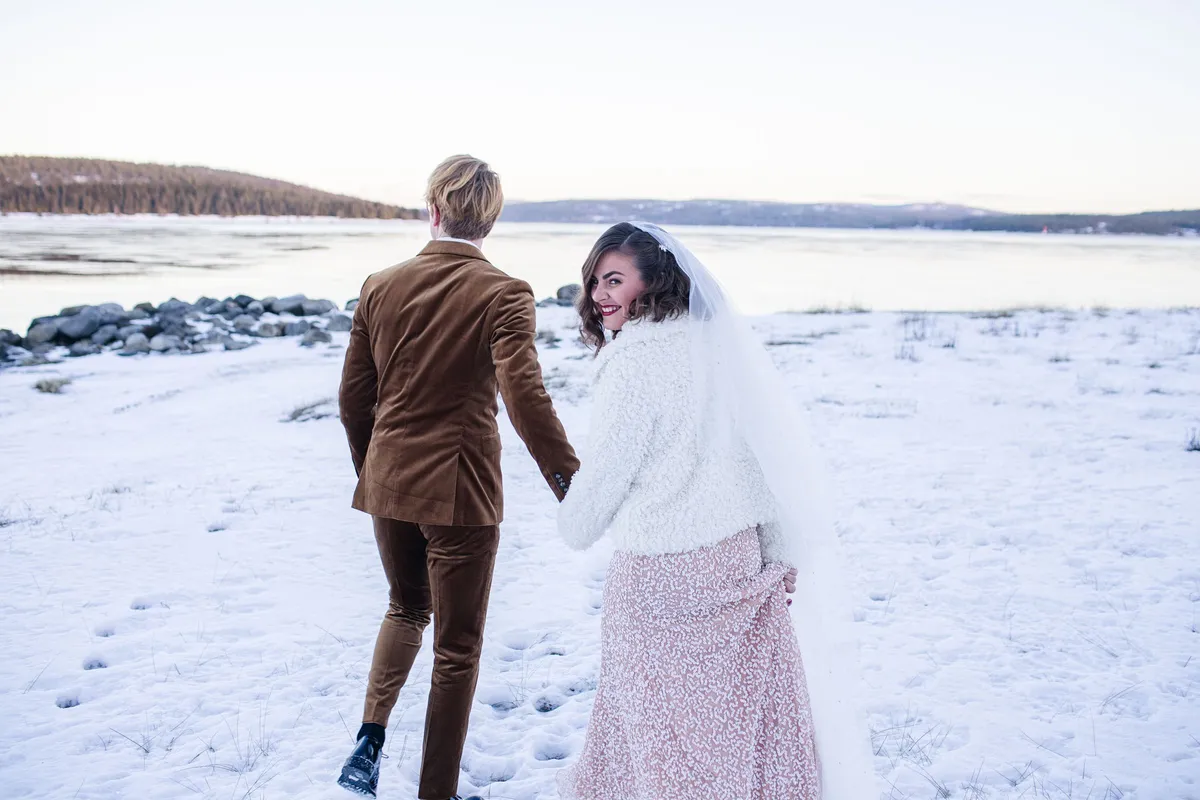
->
(363, 516, 499, 800)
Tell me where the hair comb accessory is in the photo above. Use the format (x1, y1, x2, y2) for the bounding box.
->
(658, 243, 669, 252)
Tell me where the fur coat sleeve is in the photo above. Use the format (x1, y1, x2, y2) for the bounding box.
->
(556, 344, 658, 550)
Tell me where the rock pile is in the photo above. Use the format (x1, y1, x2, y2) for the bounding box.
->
(0, 294, 358, 367)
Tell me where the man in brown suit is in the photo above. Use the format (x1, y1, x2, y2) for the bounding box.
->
(336, 155, 578, 800)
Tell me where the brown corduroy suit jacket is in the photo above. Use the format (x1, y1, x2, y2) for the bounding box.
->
(339, 240, 579, 526)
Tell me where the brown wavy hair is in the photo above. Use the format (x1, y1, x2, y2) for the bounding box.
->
(577, 222, 692, 351)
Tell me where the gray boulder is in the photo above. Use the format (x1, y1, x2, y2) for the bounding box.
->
(204, 301, 226, 315)
(301, 299, 336, 316)
(284, 320, 312, 337)
(233, 314, 257, 331)
(57, 309, 102, 341)
(271, 294, 308, 315)
(59, 305, 87, 317)
(261, 296, 278, 309)
(133, 302, 157, 315)
(127, 307, 151, 321)
(245, 300, 265, 316)
(25, 321, 59, 347)
(0, 329, 21, 347)
(149, 334, 182, 352)
(195, 296, 219, 309)
(300, 328, 333, 347)
(345, 299, 359, 312)
(30, 343, 56, 356)
(92, 303, 128, 326)
(117, 325, 141, 340)
(556, 284, 582, 306)
(119, 332, 151, 355)
(325, 313, 353, 332)
(255, 322, 284, 338)
(157, 298, 192, 315)
(91, 325, 120, 346)
(234, 294, 257, 308)
(225, 339, 257, 352)
(68, 341, 101, 358)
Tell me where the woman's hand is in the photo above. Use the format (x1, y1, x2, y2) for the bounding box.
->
(783, 567, 797, 605)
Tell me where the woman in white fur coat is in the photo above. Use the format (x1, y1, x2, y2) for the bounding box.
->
(556, 222, 823, 800)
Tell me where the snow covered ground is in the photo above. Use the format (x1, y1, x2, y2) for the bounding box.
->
(1, 306, 1197, 800)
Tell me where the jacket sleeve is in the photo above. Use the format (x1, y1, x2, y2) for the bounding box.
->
(557, 348, 657, 550)
(338, 289, 377, 476)
(757, 520, 791, 566)
(489, 280, 580, 499)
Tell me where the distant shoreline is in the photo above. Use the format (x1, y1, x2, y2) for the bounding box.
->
(4, 212, 1200, 239)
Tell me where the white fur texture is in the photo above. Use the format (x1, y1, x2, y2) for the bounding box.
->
(557, 316, 788, 564)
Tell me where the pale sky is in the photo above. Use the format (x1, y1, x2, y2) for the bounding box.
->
(2, 0, 1198, 214)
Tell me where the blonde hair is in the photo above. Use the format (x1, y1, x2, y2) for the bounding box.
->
(425, 155, 504, 241)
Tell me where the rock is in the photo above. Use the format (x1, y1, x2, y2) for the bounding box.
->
(126, 307, 150, 321)
(157, 298, 192, 315)
(301, 299, 336, 316)
(133, 302, 157, 315)
(270, 294, 308, 315)
(59, 304, 87, 317)
(196, 330, 233, 346)
(245, 300, 265, 316)
(0, 329, 21, 347)
(140, 323, 163, 339)
(556, 284, 582, 306)
(324, 313, 353, 332)
(30, 343, 56, 356)
(91, 325, 120, 346)
(233, 314, 257, 331)
(68, 341, 101, 357)
(119, 332, 151, 355)
(234, 294, 257, 308)
(149, 334, 182, 352)
(536, 298, 558, 308)
(25, 321, 59, 346)
(254, 322, 284, 338)
(300, 328, 333, 347)
(92, 303, 128, 326)
(536, 329, 562, 348)
(56, 309, 102, 341)
(195, 296, 219, 309)
(204, 301, 226, 315)
(345, 299, 359, 312)
(261, 296, 278, 309)
(116, 325, 141, 340)
(225, 339, 257, 352)
(284, 320, 311, 337)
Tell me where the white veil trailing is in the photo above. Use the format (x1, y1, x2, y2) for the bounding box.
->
(630, 221, 878, 798)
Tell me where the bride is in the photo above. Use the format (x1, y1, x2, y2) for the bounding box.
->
(556, 222, 876, 799)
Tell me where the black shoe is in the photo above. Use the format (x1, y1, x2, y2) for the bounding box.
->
(337, 735, 382, 797)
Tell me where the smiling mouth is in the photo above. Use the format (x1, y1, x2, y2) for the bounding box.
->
(600, 304, 620, 317)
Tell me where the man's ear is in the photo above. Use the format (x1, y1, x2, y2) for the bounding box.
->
(429, 205, 441, 227)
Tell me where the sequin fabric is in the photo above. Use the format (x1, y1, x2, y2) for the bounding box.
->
(558, 529, 821, 800)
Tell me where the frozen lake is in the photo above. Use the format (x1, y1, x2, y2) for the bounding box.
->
(2, 214, 1199, 331)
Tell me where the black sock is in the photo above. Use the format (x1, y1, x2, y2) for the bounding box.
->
(356, 722, 385, 745)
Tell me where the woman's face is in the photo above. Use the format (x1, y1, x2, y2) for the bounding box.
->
(590, 250, 647, 332)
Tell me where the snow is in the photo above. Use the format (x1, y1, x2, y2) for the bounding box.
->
(1, 307, 1198, 799)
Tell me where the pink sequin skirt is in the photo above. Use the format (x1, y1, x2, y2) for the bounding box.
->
(558, 529, 821, 800)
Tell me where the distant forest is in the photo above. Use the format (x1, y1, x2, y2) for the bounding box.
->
(0, 157, 421, 219)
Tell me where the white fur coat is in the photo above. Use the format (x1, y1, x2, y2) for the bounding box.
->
(557, 316, 788, 564)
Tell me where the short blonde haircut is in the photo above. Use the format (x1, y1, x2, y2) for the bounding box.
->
(425, 155, 504, 241)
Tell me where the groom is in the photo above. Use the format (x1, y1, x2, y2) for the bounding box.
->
(337, 155, 579, 799)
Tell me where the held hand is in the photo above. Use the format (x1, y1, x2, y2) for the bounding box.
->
(783, 567, 797, 606)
